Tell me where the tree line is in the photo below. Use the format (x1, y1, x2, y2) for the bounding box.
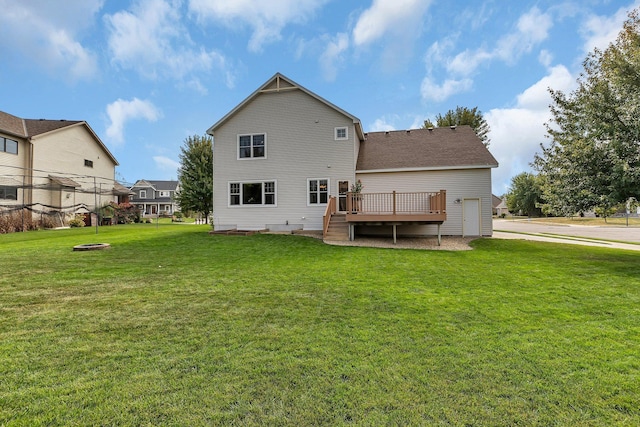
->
(507, 8, 640, 218)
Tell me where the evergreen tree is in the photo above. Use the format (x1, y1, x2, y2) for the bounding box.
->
(175, 135, 213, 221)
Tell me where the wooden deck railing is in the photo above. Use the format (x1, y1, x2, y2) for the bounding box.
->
(323, 196, 337, 238)
(346, 190, 446, 216)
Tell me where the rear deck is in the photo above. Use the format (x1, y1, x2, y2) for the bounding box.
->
(324, 190, 447, 244)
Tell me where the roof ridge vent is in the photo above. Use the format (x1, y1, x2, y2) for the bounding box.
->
(427, 127, 434, 131)
(450, 125, 457, 130)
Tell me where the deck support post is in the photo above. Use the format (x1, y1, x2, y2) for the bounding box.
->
(349, 224, 354, 241)
(437, 223, 441, 246)
(393, 224, 397, 244)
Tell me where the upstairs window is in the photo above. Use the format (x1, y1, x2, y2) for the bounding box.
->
(84, 159, 93, 168)
(159, 191, 170, 197)
(335, 127, 348, 140)
(238, 134, 266, 159)
(139, 190, 147, 199)
(1, 137, 18, 155)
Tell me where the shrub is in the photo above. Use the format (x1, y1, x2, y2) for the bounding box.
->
(68, 215, 86, 228)
(111, 202, 140, 224)
(0, 209, 59, 233)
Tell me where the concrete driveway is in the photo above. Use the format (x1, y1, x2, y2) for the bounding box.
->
(492, 218, 640, 251)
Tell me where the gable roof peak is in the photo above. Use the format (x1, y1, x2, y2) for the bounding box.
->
(208, 72, 364, 141)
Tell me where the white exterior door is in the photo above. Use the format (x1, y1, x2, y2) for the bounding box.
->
(463, 198, 480, 236)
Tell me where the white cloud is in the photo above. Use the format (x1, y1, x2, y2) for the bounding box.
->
(352, 0, 431, 46)
(106, 98, 162, 144)
(423, 6, 553, 103)
(188, 0, 329, 52)
(580, 1, 639, 54)
(105, 0, 230, 85)
(153, 156, 180, 172)
(420, 77, 473, 102)
(353, 0, 432, 71)
(319, 33, 349, 82)
(369, 117, 397, 132)
(538, 49, 553, 68)
(0, 0, 102, 80)
(486, 64, 576, 194)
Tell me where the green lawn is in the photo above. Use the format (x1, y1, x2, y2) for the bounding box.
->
(1, 224, 639, 426)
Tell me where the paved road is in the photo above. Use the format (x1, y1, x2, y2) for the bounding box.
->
(492, 218, 640, 251)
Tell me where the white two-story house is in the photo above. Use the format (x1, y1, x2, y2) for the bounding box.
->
(207, 73, 498, 240)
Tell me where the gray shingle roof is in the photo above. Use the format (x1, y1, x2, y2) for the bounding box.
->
(0, 110, 118, 166)
(147, 180, 178, 191)
(24, 119, 83, 136)
(356, 126, 498, 172)
(0, 111, 26, 137)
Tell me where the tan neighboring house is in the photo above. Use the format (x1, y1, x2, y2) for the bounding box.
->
(0, 110, 123, 224)
(207, 73, 498, 241)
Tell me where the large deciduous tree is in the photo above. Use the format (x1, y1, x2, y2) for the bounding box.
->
(506, 172, 543, 217)
(534, 9, 640, 216)
(175, 135, 213, 221)
(422, 106, 491, 146)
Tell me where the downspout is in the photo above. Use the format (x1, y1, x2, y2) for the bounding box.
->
(26, 138, 34, 208)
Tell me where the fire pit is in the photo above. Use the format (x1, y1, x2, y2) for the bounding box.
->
(73, 243, 111, 251)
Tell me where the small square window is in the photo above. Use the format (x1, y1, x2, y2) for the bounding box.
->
(84, 159, 93, 168)
(335, 127, 348, 140)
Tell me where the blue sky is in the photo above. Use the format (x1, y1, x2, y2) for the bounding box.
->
(0, 0, 636, 194)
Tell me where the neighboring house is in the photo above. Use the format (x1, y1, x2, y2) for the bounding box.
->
(493, 195, 510, 217)
(0, 110, 122, 224)
(129, 180, 180, 217)
(207, 73, 498, 239)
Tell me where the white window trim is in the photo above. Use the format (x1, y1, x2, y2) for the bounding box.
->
(307, 178, 329, 206)
(334, 127, 348, 141)
(139, 190, 147, 199)
(237, 133, 267, 160)
(228, 180, 277, 207)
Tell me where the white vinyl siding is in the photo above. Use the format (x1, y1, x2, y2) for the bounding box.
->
(213, 88, 356, 231)
(356, 168, 493, 236)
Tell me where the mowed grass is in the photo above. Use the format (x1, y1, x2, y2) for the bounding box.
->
(1, 224, 639, 426)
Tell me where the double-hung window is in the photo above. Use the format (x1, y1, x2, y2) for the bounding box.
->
(1, 137, 18, 155)
(308, 179, 328, 205)
(238, 134, 266, 159)
(229, 181, 276, 206)
(139, 190, 147, 199)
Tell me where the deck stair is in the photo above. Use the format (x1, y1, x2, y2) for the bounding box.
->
(324, 214, 349, 241)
